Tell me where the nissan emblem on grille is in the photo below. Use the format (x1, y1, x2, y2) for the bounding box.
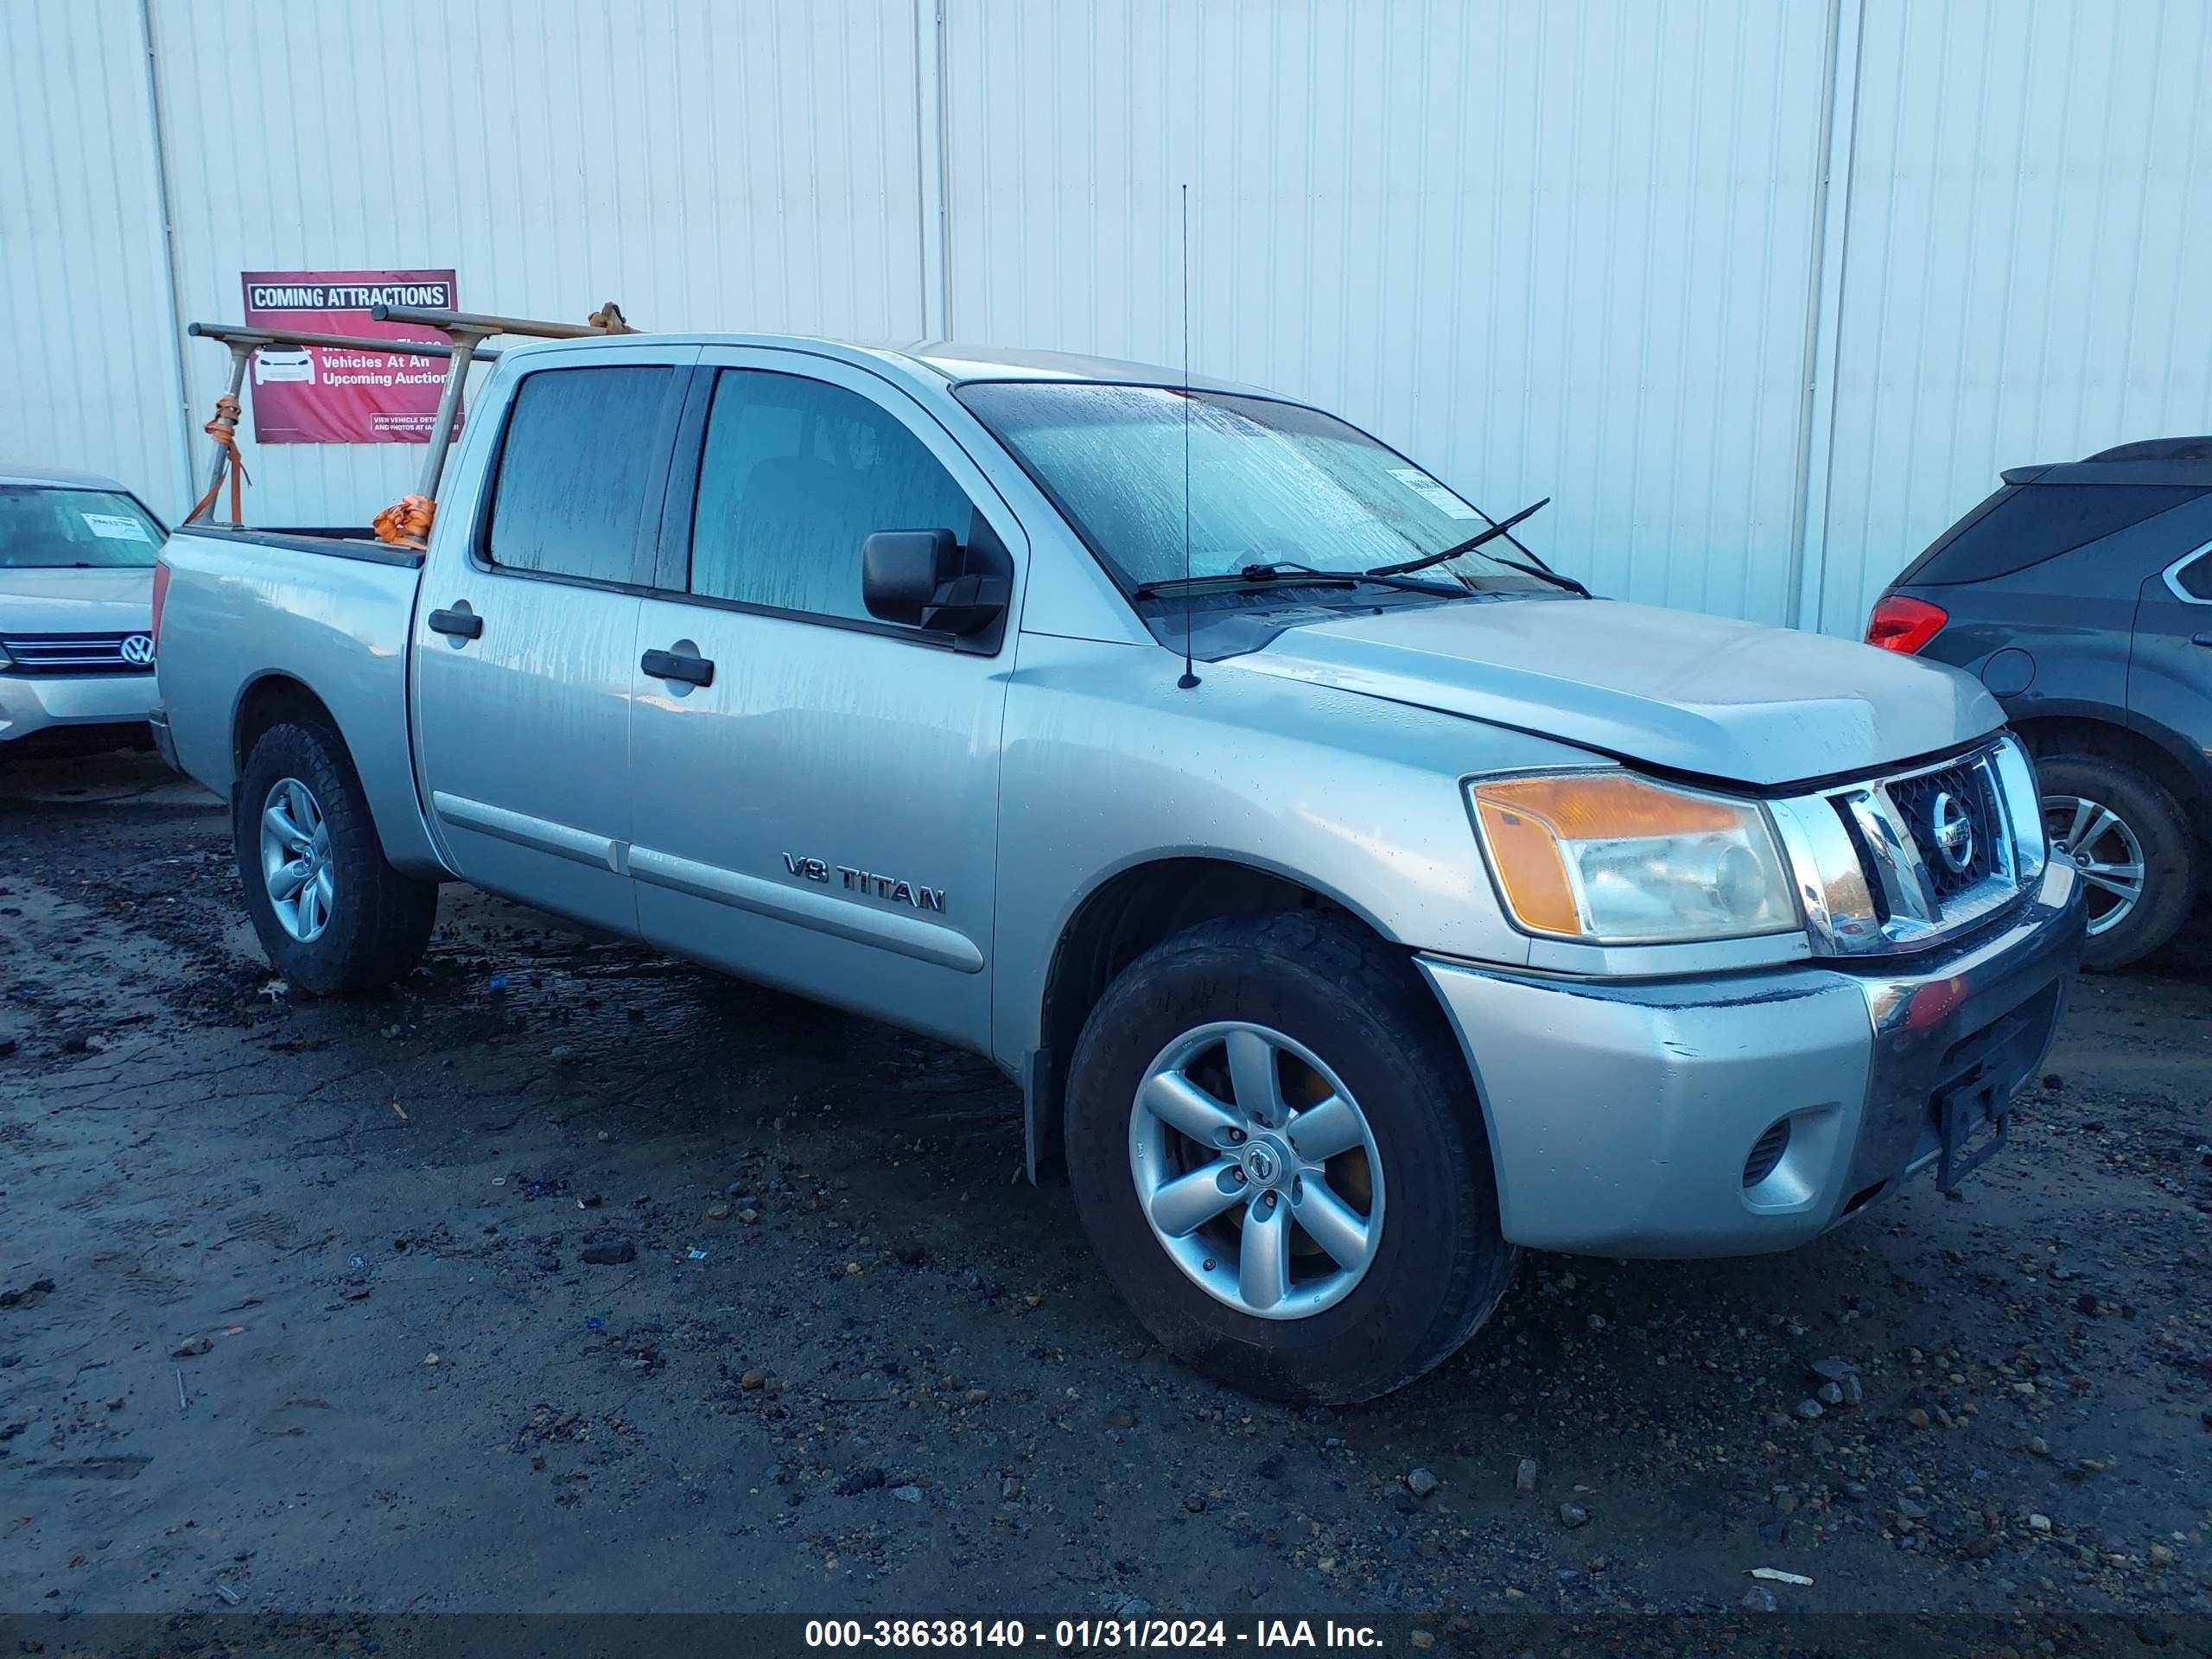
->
(120, 634, 156, 666)
(1929, 789, 1975, 874)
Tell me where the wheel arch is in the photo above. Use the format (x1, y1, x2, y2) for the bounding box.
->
(1025, 854, 1465, 1183)
(232, 671, 344, 780)
(227, 671, 446, 879)
(2012, 712, 2209, 834)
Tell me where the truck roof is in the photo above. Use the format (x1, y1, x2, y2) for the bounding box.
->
(494, 333, 1273, 397)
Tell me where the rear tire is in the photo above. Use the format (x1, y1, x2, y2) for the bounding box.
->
(235, 719, 438, 995)
(1065, 912, 1516, 1403)
(2037, 751, 2196, 971)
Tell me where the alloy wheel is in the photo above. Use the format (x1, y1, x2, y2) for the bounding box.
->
(2043, 791, 2146, 938)
(1128, 1020, 1384, 1320)
(260, 777, 335, 944)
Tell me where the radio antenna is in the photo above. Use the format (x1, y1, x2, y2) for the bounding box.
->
(1177, 181, 1200, 690)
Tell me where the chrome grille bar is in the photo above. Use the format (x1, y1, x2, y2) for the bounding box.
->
(1770, 735, 2044, 957)
(0, 632, 153, 673)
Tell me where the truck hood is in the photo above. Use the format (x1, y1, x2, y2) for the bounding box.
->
(1236, 597, 2002, 788)
(0, 567, 154, 634)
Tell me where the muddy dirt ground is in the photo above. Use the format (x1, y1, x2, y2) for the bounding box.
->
(3, 752, 2208, 1624)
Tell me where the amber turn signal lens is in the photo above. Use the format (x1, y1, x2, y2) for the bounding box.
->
(1473, 797, 1580, 935)
(1473, 773, 1745, 838)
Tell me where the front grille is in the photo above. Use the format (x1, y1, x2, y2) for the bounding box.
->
(1777, 738, 2037, 957)
(0, 632, 153, 674)
(1885, 760, 2003, 901)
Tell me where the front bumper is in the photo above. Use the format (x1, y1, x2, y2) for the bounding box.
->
(0, 671, 157, 744)
(1417, 860, 2086, 1257)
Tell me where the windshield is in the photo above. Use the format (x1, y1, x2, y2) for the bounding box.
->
(956, 383, 1552, 596)
(0, 486, 164, 569)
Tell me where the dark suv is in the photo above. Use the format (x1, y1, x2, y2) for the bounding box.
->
(1867, 438, 2211, 969)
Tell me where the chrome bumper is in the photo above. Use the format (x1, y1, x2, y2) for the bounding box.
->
(1417, 860, 2085, 1258)
(0, 671, 158, 743)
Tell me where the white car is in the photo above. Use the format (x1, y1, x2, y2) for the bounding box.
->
(0, 466, 164, 751)
(253, 346, 315, 385)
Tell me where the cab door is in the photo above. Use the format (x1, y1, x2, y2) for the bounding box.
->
(411, 353, 695, 933)
(626, 352, 1026, 1049)
(2128, 538, 2212, 775)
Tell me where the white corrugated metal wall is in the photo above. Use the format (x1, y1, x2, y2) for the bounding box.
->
(940, 0, 1836, 627)
(0, 1, 188, 510)
(1805, 0, 2212, 631)
(3, 0, 2207, 633)
(144, 0, 930, 529)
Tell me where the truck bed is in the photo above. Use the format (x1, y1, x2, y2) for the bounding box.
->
(155, 523, 445, 876)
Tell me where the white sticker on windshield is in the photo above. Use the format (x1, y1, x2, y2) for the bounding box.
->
(82, 513, 152, 542)
(1387, 467, 1479, 519)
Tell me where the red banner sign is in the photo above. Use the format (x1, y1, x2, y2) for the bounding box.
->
(239, 270, 460, 444)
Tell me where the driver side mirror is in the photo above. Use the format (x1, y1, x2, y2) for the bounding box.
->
(862, 528, 1010, 639)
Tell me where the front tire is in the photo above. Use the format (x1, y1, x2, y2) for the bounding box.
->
(1065, 912, 1516, 1403)
(2037, 752, 2196, 971)
(235, 720, 438, 995)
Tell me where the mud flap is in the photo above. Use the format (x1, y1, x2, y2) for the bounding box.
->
(1022, 1046, 1065, 1185)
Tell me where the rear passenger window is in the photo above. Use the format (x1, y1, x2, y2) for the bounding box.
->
(688, 370, 976, 622)
(1909, 483, 2209, 584)
(486, 366, 671, 583)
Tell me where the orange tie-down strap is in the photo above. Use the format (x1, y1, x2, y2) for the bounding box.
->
(372, 493, 436, 550)
(183, 394, 251, 524)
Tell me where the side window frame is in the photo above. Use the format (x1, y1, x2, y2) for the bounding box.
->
(2163, 539, 2212, 605)
(469, 359, 696, 594)
(654, 356, 1021, 656)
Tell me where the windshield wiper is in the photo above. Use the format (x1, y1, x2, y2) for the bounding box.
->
(1485, 554, 1591, 598)
(1366, 495, 1553, 577)
(1133, 562, 1466, 600)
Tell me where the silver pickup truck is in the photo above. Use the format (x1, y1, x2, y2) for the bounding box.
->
(152, 334, 2086, 1402)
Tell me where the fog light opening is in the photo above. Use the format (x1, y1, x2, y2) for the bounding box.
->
(1742, 1116, 1793, 1189)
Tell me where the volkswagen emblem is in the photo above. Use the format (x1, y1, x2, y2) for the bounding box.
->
(1929, 790, 1975, 874)
(119, 633, 156, 666)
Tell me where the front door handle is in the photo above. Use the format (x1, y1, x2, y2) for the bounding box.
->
(642, 646, 715, 687)
(428, 607, 483, 640)
(2191, 631, 2212, 648)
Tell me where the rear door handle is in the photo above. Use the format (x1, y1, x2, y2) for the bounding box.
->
(428, 607, 483, 640)
(2191, 632, 2212, 648)
(642, 646, 715, 687)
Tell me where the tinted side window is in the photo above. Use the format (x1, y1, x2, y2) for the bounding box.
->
(1907, 483, 2209, 584)
(486, 366, 671, 582)
(689, 370, 975, 621)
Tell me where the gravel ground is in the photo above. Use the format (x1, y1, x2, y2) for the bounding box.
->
(2, 752, 2208, 1626)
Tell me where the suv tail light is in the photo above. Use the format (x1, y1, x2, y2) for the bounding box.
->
(150, 560, 171, 648)
(1866, 594, 1947, 654)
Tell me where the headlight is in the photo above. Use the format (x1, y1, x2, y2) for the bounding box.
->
(1469, 772, 1798, 944)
